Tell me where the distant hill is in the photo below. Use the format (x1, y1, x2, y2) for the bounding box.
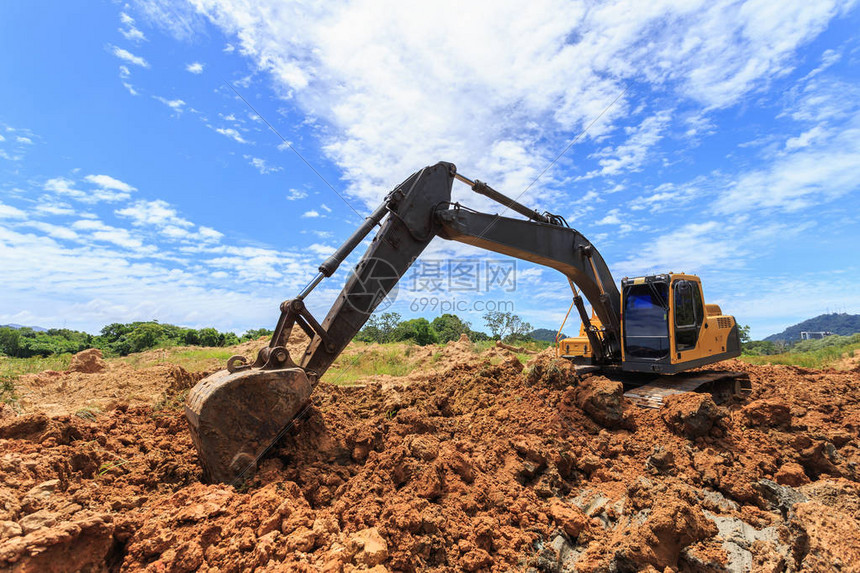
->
(765, 313, 860, 342)
(0, 324, 47, 332)
(529, 328, 566, 342)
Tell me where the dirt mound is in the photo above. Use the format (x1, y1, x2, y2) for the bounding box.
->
(0, 351, 858, 571)
(67, 348, 106, 374)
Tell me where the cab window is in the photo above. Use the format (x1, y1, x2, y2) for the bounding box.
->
(674, 280, 703, 350)
(623, 282, 669, 360)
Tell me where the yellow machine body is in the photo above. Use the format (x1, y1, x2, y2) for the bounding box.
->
(557, 273, 741, 374)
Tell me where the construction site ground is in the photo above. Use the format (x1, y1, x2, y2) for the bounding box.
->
(1, 334, 858, 572)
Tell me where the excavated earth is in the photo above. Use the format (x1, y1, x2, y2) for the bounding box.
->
(1, 337, 859, 572)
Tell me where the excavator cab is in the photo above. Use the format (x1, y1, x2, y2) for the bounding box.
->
(558, 273, 741, 374)
(620, 274, 740, 373)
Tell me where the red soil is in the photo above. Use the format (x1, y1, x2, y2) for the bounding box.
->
(1, 347, 858, 572)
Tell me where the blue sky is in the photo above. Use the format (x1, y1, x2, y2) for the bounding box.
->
(1, 1, 858, 339)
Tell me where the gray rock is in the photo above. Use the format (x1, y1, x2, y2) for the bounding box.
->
(704, 510, 783, 572)
(756, 479, 807, 518)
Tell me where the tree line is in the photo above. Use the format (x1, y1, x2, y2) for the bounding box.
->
(0, 311, 536, 358)
(355, 311, 533, 345)
(0, 323, 273, 358)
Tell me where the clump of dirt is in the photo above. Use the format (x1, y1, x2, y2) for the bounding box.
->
(661, 392, 724, 438)
(0, 349, 858, 571)
(68, 348, 107, 374)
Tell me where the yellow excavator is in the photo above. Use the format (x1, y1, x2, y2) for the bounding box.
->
(186, 162, 748, 483)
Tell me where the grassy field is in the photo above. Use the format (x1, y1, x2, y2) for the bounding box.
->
(740, 333, 860, 370)
(115, 346, 237, 371)
(1, 354, 74, 404)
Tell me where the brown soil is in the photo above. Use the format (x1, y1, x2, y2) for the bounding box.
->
(1, 342, 859, 572)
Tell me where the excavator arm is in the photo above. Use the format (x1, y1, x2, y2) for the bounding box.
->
(187, 161, 622, 483)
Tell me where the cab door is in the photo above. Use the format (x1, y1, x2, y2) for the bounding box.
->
(671, 279, 704, 359)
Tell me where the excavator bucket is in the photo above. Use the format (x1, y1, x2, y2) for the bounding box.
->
(185, 366, 313, 484)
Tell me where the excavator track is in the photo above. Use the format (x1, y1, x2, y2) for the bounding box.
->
(620, 370, 751, 409)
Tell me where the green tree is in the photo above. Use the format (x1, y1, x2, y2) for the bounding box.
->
(0, 328, 21, 357)
(241, 328, 273, 341)
(482, 311, 533, 342)
(127, 323, 163, 353)
(393, 318, 437, 345)
(357, 312, 402, 343)
(182, 329, 201, 345)
(100, 322, 132, 343)
(742, 340, 777, 356)
(483, 311, 506, 339)
(738, 324, 752, 345)
(431, 314, 471, 343)
(197, 328, 222, 347)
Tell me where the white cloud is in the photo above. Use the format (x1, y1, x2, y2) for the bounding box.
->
(215, 127, 249, 144)
(44, 177, 83, 197)
(614, 221, 745, 277)
(182, 0, 851, 213)
(120, 25, 147, 43)
(0, 223, 307, 333)
(116, 199, 192, 228)
(119, 65, 131, 79)
(716, 76, 860, 214)
(629, 179, 705, 213)
(301, 210, 320, 218)
(198, 226, 224, 242)
(784, 125, 828, 150)
(44, 175, 135, 203)
(320, 203, 332, 213)
(123, 82, 139, 96)
(154, 96, 187, 112)
(23, 221, 79, 241)
(15, 136, 33, 145)
(716, 134, 860, 213)
(308, 243, 335, 257)
(135, 0, 204, 41)
(186, 62, 205, 74)
(594, 209, 622, 225)
(246, 156, 281, 174)
(589, 110, 673, 177)
(110, 46, 150, 68)
(0, 134, 4, 141)
(115, 199, 226, 244)
(85, 174, 136, 193)
(286, 188, 308, 200)
(33, 197, 75, 217)
(71, 218, 144, 250)
(0, 202, 27, 219)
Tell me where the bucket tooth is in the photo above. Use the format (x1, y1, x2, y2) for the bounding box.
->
(185, 367, 313, 484)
